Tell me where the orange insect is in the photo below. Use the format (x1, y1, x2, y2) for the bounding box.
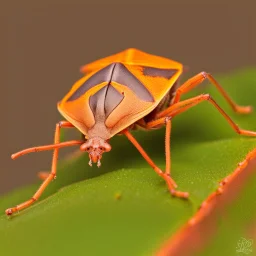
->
(6, 48, 256, 216)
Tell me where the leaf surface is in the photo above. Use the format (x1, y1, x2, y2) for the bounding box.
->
(1, 69, 256, 256)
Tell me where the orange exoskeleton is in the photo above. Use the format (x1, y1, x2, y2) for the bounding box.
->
(7, 48, 256, 216)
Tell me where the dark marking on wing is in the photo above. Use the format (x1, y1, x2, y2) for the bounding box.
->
(68, 62, 154, 103)
(89, 86, 108, 119)
(142, 66, 178, 79)
(105, 85, 124, 118)
(89, 83, 124, 120)
(67, 63, 115, 101)
(112, 63, 154, 102)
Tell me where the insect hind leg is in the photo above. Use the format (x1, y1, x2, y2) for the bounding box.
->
(172, 71, 252, 114)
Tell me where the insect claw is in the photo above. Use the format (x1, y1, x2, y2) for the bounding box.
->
(97, 159, 101, 168)
(89, 159, 92, 167)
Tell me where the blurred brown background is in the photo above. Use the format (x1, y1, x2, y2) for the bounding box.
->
(2, 1, 255, 195)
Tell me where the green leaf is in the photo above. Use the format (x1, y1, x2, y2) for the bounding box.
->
(1, 68, 256, 256)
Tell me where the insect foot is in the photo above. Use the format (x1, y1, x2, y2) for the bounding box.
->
(162, 174, 189, 199)
(234, 105, 253, 114)
(5, 208, 13, 216)
(170, 189, 189, 199)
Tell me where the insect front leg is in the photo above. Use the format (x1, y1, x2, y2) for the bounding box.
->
(6, 121, 80, 216)
(122, 129, 189, 199)
(38, 149, 83, 181)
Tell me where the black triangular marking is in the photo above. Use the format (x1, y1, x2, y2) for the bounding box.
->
(104, 85, 124, 118)
(89, 86, 107, 116)
(68, 62, 154, 104)
(89, 85, 124, 120)
(112, 63, 154, 102)
(67, 63, 115, 102)
(142, 66, 178, 79)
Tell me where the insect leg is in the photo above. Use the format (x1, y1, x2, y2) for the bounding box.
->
(153, 94, 256, 137)
(172, 72, 252, 114)
(165, 118, 171, 176)
(6, 121, 83, 216)
(146, 94, 256, 199)
(38, 149, 83, 181)
(122, 129, 189, 199)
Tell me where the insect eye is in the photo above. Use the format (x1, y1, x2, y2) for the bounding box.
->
(99, 147, 104, 151)
(87, 147, 91, 151)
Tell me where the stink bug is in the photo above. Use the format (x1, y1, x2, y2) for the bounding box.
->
(7, 48, 256, 216)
